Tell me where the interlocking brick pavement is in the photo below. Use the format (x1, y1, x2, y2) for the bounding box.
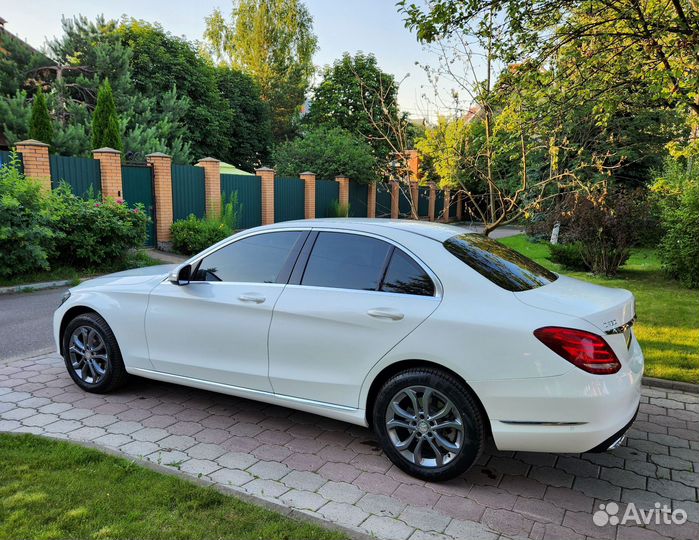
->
(1, 354, 698, 540)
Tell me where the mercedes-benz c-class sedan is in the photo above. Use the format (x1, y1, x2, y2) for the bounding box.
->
(54, 219, 643, 481)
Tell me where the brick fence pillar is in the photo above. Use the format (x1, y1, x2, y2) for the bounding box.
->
(390, 181, 399, 219)
(256, 167, 275, 225)
(93, 147, 122, 201)
(442, 189, 451, 223)
(428, 182, 437, 222)
(335, 175, 349, 209)
(146, 152, 173, 247)
(410, 181, 419, 219)
(367, 182, 376, 218)
(197, 157, 221, 219)
(15, 139, 51, 192)
(456, 191, 463, 221)
(300, 171, 316, 220)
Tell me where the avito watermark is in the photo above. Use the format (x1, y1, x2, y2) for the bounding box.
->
(593, 502, 687, 527)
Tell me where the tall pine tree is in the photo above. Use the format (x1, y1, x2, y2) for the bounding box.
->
(92, 79, 122, 151)
(28, 87, 53, 146)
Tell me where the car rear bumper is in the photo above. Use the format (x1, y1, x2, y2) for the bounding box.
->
(474, 338, 643, 453)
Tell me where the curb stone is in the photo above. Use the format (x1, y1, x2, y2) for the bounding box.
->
(642, 376, 699, 395)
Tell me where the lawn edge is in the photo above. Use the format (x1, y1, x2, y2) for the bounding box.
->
(0, 431, 373, 540)
(642, 376, 699, 394)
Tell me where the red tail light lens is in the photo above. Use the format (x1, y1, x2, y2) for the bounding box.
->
(534, 326, 621, 375)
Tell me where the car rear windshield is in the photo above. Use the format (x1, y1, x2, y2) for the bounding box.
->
(443, 234, 558, 292)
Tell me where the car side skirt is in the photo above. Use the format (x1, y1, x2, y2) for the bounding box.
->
(127, 367, 369, 427)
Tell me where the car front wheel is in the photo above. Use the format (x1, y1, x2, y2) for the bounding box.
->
(62, 312, 128, 393)
(373, 368, 485, 482)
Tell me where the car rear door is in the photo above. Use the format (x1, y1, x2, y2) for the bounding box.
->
(268, 231, 441, 407)
(145, 230, 307, 391)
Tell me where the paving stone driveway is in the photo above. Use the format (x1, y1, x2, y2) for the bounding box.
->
(1, 354, 697, 540)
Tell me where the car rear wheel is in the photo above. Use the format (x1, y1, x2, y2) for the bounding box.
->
(373, 368, 485, 482)
(62, 312, 128, 393)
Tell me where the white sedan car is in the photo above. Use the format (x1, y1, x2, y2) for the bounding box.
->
(54, 219, 643, 481)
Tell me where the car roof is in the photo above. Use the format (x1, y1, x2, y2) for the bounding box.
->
(257, 218, 476, 242)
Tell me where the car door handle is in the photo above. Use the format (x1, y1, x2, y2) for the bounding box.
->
(238, 293, 266, 304)
(367, 308, 404, 321)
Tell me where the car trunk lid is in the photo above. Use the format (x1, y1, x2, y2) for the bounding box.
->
(514, 275, 636, 359)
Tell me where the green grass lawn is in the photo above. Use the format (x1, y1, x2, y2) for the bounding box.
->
(0, 250, 163, 288)
(499, 234, 699, 384)
(0, 434, 346, 540)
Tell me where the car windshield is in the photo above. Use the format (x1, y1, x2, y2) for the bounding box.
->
(443, 234, 558, 292)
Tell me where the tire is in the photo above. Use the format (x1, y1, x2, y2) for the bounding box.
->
(62, 312, 129, 394)
(372, 367, 485, 482)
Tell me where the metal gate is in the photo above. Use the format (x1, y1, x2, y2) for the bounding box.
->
(122, 165, 156, 247)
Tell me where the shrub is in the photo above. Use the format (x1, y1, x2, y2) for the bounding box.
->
(563, 187, 648, 276)
(48, 184, 147, 268)
(548, 242, 588, 271)
(171, 193, 242, 255)
(329, 199, 350, 217)
(272, 126, 376, 183)
(219, 191, 240, 231)
(171, 214, 230, 255)
(0, 154, 53, 278)
(653, 160, 699, 288)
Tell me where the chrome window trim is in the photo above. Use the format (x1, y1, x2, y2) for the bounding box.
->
(174, 227, 310, 284)
(301, 227, 443, 298)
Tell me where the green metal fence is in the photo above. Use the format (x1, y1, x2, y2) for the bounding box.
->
(348, 181, 368, 217)
(172, 164, 205, 220)
(221, 173, 262, 229)
(376, 183, 392, 217)
(0, 150, 23, 172)
(436, 190, 445, 220)
(50, 154, 101, 197)
(418, 187, 430, 217)
(315, 179, 339, 218)
(122, 165, 156, 246)
(398, 187, 412, 217)
(274, 177, 305, 222)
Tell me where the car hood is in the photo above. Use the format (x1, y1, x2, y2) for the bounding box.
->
(74, 264, 176, 289)
(514, 275, 635, 333)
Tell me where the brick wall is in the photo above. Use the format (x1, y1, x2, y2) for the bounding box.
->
(93, 147, 122, 200)
(15, 139, 51, 192)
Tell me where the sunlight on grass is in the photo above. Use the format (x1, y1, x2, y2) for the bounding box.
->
(499, 235, 699, 384)
(0, 434, 346, 540)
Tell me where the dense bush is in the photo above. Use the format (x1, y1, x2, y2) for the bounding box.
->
(170, 193, 240, 255)
(0, 159, 148, 280)
(548, 243, 587, 271)
(559, 188, 648, 276)
(272, 126, 376, 183)
(0, 154, 53, 278)
(653, 161, 699, 288)
(48, 184, 147, 268)
(171, 215, 230, 256)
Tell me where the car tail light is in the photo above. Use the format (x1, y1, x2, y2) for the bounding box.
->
(534, 326, 621, 375)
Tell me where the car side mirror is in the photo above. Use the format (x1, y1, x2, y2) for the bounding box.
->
(169, 263, 192, 286)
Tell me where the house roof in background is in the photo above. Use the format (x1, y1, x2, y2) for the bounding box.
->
(220, 162, 254, 176)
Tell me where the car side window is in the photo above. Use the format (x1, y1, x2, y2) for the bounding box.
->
(381, 249, 435, 296)
(301, 232, 391, 291)
(192, 231, 303, 283)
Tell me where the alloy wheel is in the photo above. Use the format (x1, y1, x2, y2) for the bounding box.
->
(68, 325, 109, 385)
(384, 385, 465, 467)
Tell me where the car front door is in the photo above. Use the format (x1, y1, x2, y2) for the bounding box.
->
(145, 230, 307, 391)
(268, 231, 441, 407)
